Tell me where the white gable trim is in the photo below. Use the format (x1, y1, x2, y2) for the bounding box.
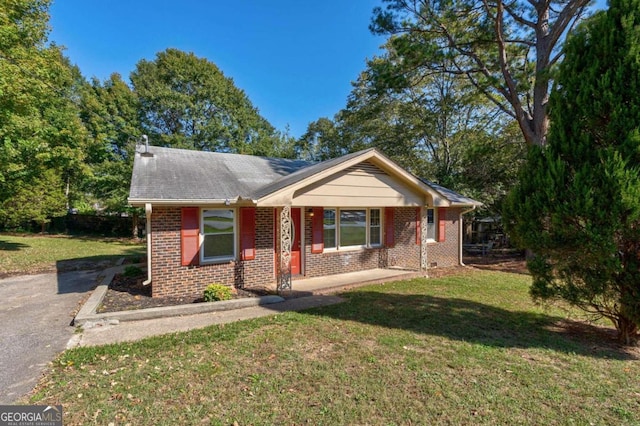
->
(256, 149, 450, 207)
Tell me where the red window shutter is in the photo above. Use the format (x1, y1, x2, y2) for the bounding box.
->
(415, 207, 421, 245)
(181, 207, 200, 266)
(385, 207, 395, 248)
(311, 207, 324, 254)
(240, 207, 256, 261)
(438, 207, 446, 242)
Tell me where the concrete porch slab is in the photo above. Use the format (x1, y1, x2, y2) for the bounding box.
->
(287, 268, 421, 295)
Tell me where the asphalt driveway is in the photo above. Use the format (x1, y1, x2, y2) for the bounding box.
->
(0, 270, 98, 403)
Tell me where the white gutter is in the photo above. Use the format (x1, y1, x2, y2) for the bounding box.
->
(143, 203, 153, 286)
(459, 205, 477, 266)
(128, 197, 244, 207)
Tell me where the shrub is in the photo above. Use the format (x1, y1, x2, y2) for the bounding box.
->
(203, 283, 233, 302)
(122, 265, 143, 277)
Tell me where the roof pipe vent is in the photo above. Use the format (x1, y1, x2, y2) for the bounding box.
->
(140, 135, 153, 157)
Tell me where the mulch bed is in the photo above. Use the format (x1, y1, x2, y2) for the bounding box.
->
(96, 274, 270, 313)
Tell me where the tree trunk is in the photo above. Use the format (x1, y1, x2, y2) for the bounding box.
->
(617, 316, 639, 346)
(132, 212, 139, 239)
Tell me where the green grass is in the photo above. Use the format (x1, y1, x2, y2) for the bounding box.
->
(0, 234, 145, 276)
(30, 271, 639, 425)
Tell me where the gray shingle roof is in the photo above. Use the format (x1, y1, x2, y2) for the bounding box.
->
(420, 179, 482, 207)
(129, 145, 480, 207)
(129, 146, 310, 202)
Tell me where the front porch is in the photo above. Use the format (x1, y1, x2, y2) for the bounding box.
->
(280, 268, 422, 296)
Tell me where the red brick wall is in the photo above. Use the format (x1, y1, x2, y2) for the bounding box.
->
(150, 207, 276, 298)
(302, 207, 421, 278)
(387, 207, 422, 270)
(427, 207, 461, 268)
(150, 205, 462, 297)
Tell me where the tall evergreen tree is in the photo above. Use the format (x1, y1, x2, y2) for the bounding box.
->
(504, 0, 640, 344)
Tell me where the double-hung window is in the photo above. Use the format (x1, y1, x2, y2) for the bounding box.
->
(369, 209, 381, 246)
(201, 209, 235, 262)
(426, 208, 436, 241)
(323, 208, 382, 250)
(323, 209, 337, 249)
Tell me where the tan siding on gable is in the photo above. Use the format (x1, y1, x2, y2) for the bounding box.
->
(292, 162, 425, 207)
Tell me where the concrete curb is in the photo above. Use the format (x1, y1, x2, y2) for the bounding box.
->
(73, 262, 285, 327)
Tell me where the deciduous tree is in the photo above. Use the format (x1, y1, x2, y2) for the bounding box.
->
(131, 48, 289, 157)
(370, 0, 593, 147)
(0, 0, 88, 229)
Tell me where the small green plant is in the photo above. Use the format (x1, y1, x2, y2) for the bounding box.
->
(203, 283, 233, 302)
(122, 265, 143, 277)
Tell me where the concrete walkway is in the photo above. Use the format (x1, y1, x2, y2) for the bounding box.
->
(71, 268, 419, 348)
(69, 294, 345, 347)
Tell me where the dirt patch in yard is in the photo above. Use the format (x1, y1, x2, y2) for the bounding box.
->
(464, 251, 528, 274)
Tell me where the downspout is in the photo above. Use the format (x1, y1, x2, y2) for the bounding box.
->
(459, 205, 476, 266)
(143, 202, 153, 285)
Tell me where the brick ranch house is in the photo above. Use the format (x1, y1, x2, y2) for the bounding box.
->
(128, 146, 480, 298)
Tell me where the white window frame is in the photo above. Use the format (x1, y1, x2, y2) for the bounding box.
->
(323, 208, 337, 250)
(200, 208, 236, 263)
(426, 208, 437, 242)
(323, 207, 383, 251)
(368, 208, 382, 248)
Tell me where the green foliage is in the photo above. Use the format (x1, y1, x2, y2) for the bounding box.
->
(122, 265, 143, 278)
(203, 283, 233, 302)
(79, 73, 141, 214)
(0, 0, 89, 228)
(504, 0, 640, 345)
(298, 44, 525, 215)
(369, 0, 593, 147)
(131, 48, 293, 158)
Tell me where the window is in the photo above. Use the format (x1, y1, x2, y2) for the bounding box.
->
(323, 209, 336, 249)
(426, 208, 436, 241)
(369, 209, 381, 246)
(202, 209, 235, 262)
(322, 208, 382, 250)
(340, 209, 367, 247)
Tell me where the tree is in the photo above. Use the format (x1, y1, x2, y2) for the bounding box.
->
(80, 73, 141, 212)
(131, 48, 289, 157)
(296, 117, 350, 162)
(504, 0, 640, 345)
(370, 0, 593, 147)
(0, 0, 88, 229)
(304, 43, 525, 214)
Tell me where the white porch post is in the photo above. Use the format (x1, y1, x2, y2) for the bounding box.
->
(421, 207, 429, 274)
(278, 205, 292, 292)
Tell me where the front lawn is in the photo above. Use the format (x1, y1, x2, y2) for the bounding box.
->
(31, 271, 639, 425)
(0, 234, 145, 277)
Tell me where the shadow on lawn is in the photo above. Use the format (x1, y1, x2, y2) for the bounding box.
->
(302, 291, 637, 360)
(55, 247, 144, 295)
(0, 239, 30, 251)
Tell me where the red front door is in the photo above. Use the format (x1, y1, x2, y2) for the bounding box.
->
(291, 208, 302, 275)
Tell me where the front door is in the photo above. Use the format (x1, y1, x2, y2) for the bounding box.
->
(291, 208, 302, 275)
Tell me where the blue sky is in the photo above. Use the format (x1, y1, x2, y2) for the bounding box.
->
(49, 0, 386, 138)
